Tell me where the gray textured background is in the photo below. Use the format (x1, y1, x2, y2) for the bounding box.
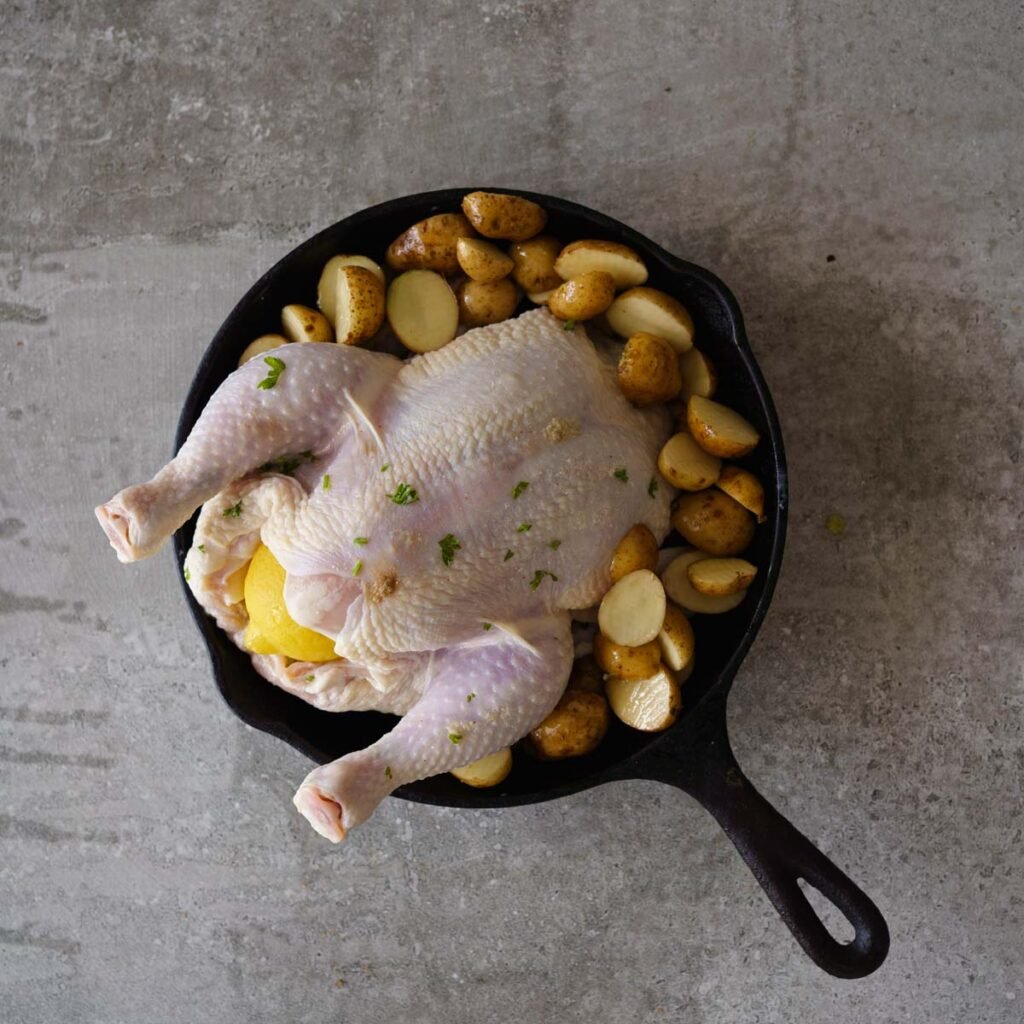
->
(2, 1, 1022, 1021)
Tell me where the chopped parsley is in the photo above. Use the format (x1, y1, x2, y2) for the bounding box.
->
(439, 533, 461, 567)
(387, 482, 419, 505)
(503, 549, 515, 561)
(563, 319, 576, 331)
(354, 536, 369, 546)
(466, 693, 476, 702)
(196, 544, 206, 553)
(323, 474, 332, 491)
(548, 539, 562, 550)
(528, 569, 559, 591)
(482, 623, 493, 632)
(259, 450, 316, 476)
(183, 566, 191, 582)
(516, 522, 532, 533)
(648, 477, 658, 499)
(384, 765, 393, 780)
(222, 501, 243, 519)
(613, 467, 629, 483)
(352, 559, 363, 577)
(257, 355, 285, 390)
(380, 463, 391, 472)
(306, 674, 315, 683)
(448, 732, 463, 745)
(511, 481, 530, 500)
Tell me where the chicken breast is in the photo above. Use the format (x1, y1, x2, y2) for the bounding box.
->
(97, 309, 673, 841)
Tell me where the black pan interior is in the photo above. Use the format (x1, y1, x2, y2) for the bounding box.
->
(172, 188, 787, 808)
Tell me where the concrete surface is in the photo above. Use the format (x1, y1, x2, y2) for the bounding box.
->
(2, 1, 1022, 1021)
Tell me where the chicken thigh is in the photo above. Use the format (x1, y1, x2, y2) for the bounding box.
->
(97, 309, 673, 841)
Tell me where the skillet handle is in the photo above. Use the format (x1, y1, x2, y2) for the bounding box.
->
(652, 727, 889, 978)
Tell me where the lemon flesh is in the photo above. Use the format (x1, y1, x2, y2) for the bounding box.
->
(242, 544, 337, 662)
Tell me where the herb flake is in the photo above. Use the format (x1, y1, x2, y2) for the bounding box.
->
(482, 623, 493, 632)
(466, 693, 476, 702)
(528, 569, 559, 591)
(613, 467, 629, 483)
(511, 481, 530, 500)
(306, 674, 315, 683)
(439, 533, 461, 567)
(503, 549, 515, 562)
(353, 559, 363, 577)
(323, 474, 331, 491)
(648, 477, 658, 499)
(448, 732, 463, 745)
(196, 544, 206, 553)
(563, 319, 577, 331)
(384, 765, 393, 780)
(354, 536, 369, 546)
(222, 501, 243, 519)
(183, 566, 191, 583)
(259, 450, 316, 476)
(548, 539, 562, 550)
(387, 482, 419, 505)
(516, 522, 532, 533)
(380, 463, 391, 472)
(257, 355, 285, 390)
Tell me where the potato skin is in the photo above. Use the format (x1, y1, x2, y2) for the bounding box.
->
(617, 332, 683, 406)
(686, 396, 760, 458)
(462, 191, 547, 241)
(509, 234, 563, 293)
(548, 271, 616, 321)
(456, 277, 519, 327)
(657, 432, 721, 491)
(335, 266, 386, 345)
(455, 237, 514, 283)
(386, 213, 475, 274)
(567, 655, 605, 693)
(554, 239, 648, 289)
(716, 465, 766, 522)
(610, 523, 659, 583)
(527, 690, 609, 759)
(671, 489, 755, 556)
(594, 632, 661, 681)
(686, 557, 757, 596)
(238, 334, 290, 366)
(282, 304, 333, 344)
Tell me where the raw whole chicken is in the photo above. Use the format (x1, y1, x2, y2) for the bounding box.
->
(97, 309, 672, 841)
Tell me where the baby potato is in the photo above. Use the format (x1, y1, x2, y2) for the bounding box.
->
(451, 747, 513, 788)
(238, 334, 290, 366)
(554, 239, 648, 290)
(567, 654, 604, 693)
(716, 465, 767, 523)
(317, 255, 385, 323)
(455, 237, 514, 283)
(687, 557, 758, 596)
(678, 347, 718, 400)
(462, 191, 547, 241)
(386, 270, 459, 353)
(333, 266, 386, 346)
(672, 489, 755, 556)
(606, 668, 682, 733)
(386, 213, 475, 274)
(548, 271, 616, 322)
(657, 432, 722, 491)
(509, 234, 563, 293)
(527, 690, 609, 759)
(617, 332, 683, 406)
(687, 396, 760, 458)
(660, 550, 747, 615)
(598, 569, 667, 647)
(658, 603, 695, 673)
(456, 277, 519, 327)
(594, 632, 661, 681)
(606, 287, 694, 352)
(281, 304, 334, 344)
(610, 523, 659, 583)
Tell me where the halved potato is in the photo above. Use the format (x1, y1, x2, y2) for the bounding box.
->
(456, 277, 518, 327)
(527, 690, 609, 759)
(672, 489, 755, 556)
(658, 603, 695, 672)
(281, 304, 333, 344)
(509, 235, 562, 293)
(462, 191, 547, 241)
(527, 287, 557, 304)
(386, 213, 475, 274)
(548, 271, 616, 321)
(617, 332, 683, 406)
(598, 569, 666, 647)
(594, 632, 661, 681)
(678, 347, 718, 399)
(554, 240, 648, 289)
(660, 550, 747, 614)
(677, 658, 695, 684)
(716, 465, 767, 523)
(609, 523, 659, 583)
(333, 266, 386, 346)
(606, 287, 694, 352)
(687, 557, 757, 596)
(657, 432, 722, 491)
(687, 396, 760, 458)
(238, 334, 290, 366)
(606, 668, 682, 732)
(455, 237, 514, 283)
(451, 747, 513, 788)
(317, 255, 385, 322)
(386, 270, 459, 353)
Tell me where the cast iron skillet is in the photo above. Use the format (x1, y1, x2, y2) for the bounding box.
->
(172, 188, 889, 978)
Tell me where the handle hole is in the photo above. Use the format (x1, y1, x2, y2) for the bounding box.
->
(798, 878, 855, 944)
